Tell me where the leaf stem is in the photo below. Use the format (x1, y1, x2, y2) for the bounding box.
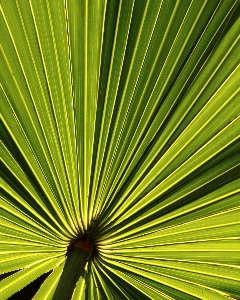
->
(53, 238, 93, 300)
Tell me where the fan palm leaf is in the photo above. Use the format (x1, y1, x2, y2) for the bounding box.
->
(1, 0, 240, 299)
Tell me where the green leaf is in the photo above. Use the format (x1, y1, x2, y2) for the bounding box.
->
(0, 257, 64, 300)
(32, 261, 66, 300)
(1, 0, 240, 299)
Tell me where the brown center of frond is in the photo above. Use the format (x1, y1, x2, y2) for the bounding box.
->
(68, 237, 93, 258)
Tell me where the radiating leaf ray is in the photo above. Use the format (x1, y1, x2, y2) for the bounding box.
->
(0, 257, 65, 300)
(90, 0, 135, 219)
(66, 0, 107, 229)
(32, 261, 65, 300)
(1, 3, 80, 233)
(97, 4, 240, 222)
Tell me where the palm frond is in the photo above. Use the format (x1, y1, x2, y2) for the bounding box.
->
(1, 0, 240, 299)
